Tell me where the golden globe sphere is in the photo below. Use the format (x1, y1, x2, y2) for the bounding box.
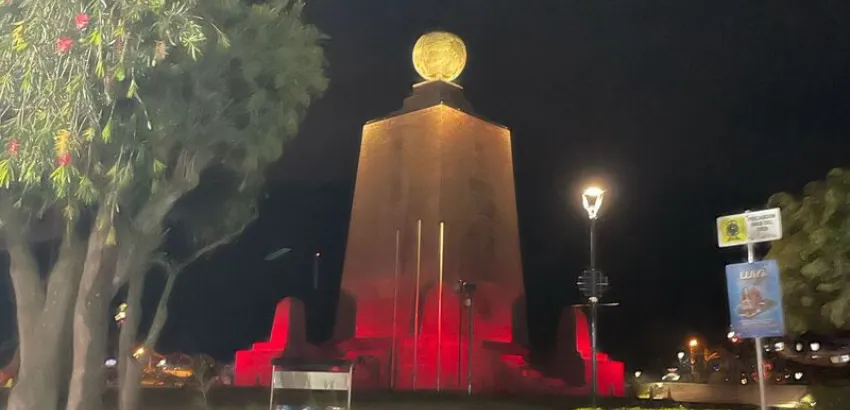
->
(412, 31, 467, 83)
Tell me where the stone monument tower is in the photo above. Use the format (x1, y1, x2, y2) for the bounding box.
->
(333, 31, 528, 391)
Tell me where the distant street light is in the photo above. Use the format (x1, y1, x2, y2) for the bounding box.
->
(634, 370, 642, 378)
(688, 339, 699, 381)
(677, 351, 686, 361)
(810, 342, 821, 352)
(578, 185, 608, 407)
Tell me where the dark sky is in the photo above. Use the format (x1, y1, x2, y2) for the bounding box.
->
(5, 0, 850, 372)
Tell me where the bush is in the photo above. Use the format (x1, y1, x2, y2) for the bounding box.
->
(809, 385, 850, 410)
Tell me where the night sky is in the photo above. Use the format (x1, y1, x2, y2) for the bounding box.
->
(4, 0, 850, 372)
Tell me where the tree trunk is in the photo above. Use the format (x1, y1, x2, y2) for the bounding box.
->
(65, 221, 113, 410)
(117, 274, 144, 410)
(118, 270, 177, 410)
(5, 232, 85, 410)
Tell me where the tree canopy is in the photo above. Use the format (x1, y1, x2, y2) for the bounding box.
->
(768, 168, 850, 335)
(0, 0, 326, 236)
(0, 1, 327, 409)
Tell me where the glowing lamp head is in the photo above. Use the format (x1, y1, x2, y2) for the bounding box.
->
(677, 351, 685, 360)
(581, 186, 605, 219)
(689, 339, 699, 348)
(412, 31, 467, 83)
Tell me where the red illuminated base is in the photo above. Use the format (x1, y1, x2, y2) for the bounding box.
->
(233, 296, 624, 396)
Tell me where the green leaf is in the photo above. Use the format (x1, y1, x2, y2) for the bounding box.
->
(89, 28, 102, 46)
(152, 159, 166, 175)
(75, 176, 98, 205)
(96, 58, 105, 78)
(102, 120, 113, 143)
(115, 66, 126, 82)
(0, 160, 14, 189)
(126, 79, 138, 99)
(83, 128, 96, 142)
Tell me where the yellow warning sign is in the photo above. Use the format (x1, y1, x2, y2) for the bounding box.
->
(717, 208, 783, 248)
(717, 215, 748, 247)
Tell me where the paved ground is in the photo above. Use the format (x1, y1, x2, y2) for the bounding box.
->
(0, 388, 755, 410)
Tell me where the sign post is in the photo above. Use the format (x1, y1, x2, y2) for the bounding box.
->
(716, 209, 785, 410)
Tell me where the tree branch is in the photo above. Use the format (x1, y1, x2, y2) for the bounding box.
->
(137, 209, 257, 354)
(178, 210, 257, 272)
(140, 267, 177, 350)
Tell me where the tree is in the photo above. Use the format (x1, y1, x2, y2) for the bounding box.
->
(0, 0, 327, 409)
(767, 168, 850, 336)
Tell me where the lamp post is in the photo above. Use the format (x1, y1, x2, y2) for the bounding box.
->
(688, 339, 699, 381)
(578, 186, 608, 406)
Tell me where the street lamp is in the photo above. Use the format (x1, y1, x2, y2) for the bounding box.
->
(688, 339, 699, 381)
(578, 186, 608, 406)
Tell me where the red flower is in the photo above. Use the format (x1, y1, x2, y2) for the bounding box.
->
(56, 152, 72, 167)
(56, 36, 73, 53)
(6, 139, 19, 156)
(75, 13, 89, 30)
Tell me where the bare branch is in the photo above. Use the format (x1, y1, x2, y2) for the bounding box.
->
(177, 210, 257, 272)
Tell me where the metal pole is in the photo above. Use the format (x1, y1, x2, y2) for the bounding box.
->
(413, 219, 422, 390)
(589, 217, 598, 407)
(467, 295, 474, 395)
(347, 364, 354, 410)
(268, 367, 275, 410)
(312, 253, 320, 290)
(589, 218, 597, 267)
(436, 222, 445, 391)
(590, 300, 598, 403)
(747, 241, 767, 410)
(389, 229, 400, 391)
(458, 282, 463, 387)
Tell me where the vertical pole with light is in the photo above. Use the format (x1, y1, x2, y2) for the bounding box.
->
(413, 220, 423, 390)
(688, 338, 699, 381)
(579, 186, 608, 407)
(436, 221, 445, 391)
(312, 252, 321, 290)
(390, 229, 401, 390)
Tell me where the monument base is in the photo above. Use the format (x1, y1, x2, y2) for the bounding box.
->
(232, 299, 625, 397)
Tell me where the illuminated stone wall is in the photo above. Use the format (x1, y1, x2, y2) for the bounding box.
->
(336, 89, 525, 345)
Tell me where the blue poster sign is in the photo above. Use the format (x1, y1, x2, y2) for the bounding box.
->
(725, 260, 786, 339)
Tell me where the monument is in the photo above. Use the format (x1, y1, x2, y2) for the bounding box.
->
(233, 31, 625, 396)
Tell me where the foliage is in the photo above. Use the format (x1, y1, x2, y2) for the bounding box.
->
(0, 0, 208, 225)
(767, 168, 850, 335)
(191, 354, 216, 410)
(0, 0, 327, 233)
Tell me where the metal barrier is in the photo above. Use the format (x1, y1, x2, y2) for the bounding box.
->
(269, 359, 354, 410)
